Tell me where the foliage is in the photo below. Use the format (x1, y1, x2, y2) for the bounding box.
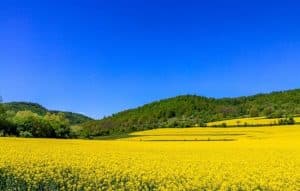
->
(4, 102, 48, 115)
(44, 113, 71, 138)
(3, 102, 92, 125)
(0, 101, 93, 138)
(278, 117, 295, 125)
(12, 111, 70, 138)
(50, 110, 92, 125)
(19, 131, 33, 138)
(82, 89, 300, 137)
(0, 103, 17, 136)
(0, 105, 71, 138)
(249, 106, 259, 117)
(2, 89, 300, 138)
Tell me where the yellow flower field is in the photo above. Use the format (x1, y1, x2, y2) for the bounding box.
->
(0, 126, 300, 190)
(207, 117, 300, 127)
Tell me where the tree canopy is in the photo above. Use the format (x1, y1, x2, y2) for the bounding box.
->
(81, 89, 300, 137)
(0, 101, 92, 138)
(1, 89, 300, 138)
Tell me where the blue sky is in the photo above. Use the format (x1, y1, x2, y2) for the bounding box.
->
(1, 0, 300, 118)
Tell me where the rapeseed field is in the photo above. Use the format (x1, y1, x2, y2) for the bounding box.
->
(207, 117, 300, 127)
(0, 126, 299, 190)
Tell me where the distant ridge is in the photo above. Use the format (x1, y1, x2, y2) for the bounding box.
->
(81, 89, 300, 137)
(3, 102, 93, 125)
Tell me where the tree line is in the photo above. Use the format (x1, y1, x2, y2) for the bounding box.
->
(81, 89, 300, 137)
(1, 89, 300, 138)
(0, 100, 92, 138)
(1, 106, 70, 138)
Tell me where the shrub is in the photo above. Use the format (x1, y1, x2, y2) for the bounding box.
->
(19, 131, 33, 138)
(221, 122, 227, 127)
(278, 117, 295, 125)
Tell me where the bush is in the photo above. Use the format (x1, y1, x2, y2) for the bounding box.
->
(12, 111, 70, 138)
(278, 117, 295, 125)
(19, 131, 33, 138)
(249, 107, 259, 117)
(221, 123, 227, 127)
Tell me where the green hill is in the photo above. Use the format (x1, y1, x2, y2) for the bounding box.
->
(82, 89, 300, 137)
(3, 102, 93, 125)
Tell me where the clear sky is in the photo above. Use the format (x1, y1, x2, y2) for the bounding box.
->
(1, 0, 300, 118)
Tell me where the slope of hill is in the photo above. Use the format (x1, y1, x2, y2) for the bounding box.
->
(82, 89, 300, 136)
(4, 102, 48, 115)
(207, 117, 300, 127)
(3, 102, 93, 125)
(116, 125, 300, 141)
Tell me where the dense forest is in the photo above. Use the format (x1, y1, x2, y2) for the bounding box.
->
(1, 89, 300, 138)
(0, 101, 92, 138)
(4, 102, 92, 125)
(80, 89, 300, 137)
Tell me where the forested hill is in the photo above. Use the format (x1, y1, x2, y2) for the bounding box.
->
(81, 89, 300, 137)
(3, 102, 92, 125)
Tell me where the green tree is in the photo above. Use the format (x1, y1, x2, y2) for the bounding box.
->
(278, 117, 295, 125)
(44, 113, 70, 138)
(263, 106, 274, 118)
(0, 102, 17, 136)
(13, 111, 55, 137)
(249, 107, 259, 117)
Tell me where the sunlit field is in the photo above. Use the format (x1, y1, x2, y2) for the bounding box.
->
(1, 126, 300, 190)
(121, 125, 300, 141)
(207, 116, 300, 127)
